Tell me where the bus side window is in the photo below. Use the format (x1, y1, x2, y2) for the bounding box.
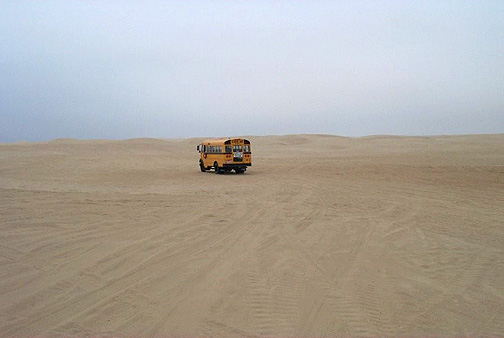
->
(225, 146, 231, 153)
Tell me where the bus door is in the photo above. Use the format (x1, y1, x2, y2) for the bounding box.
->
(233, 144, 243, 162)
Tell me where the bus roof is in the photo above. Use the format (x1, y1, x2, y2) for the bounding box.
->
(201, 138, 250, 145)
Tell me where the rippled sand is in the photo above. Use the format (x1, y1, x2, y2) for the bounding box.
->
(1, 134, 503, 336)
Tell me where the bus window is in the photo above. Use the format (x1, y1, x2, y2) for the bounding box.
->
(244, 145, 250, 153)
(225, 146, 232, 153)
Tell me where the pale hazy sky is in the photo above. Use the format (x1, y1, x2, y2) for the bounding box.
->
(1, 1, 503, 142)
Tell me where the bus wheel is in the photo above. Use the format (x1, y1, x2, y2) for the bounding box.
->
(199, 160, 206, 172)
(214, 162, 220, 174)
(235, 168, 245, 174)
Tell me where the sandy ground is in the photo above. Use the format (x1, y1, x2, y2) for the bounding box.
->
(1, 134, 503, 337)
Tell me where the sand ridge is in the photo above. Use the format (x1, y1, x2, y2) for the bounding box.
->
(1, 134, 503, 336)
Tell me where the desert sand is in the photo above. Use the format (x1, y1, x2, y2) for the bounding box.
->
(1, 134, 503, 336)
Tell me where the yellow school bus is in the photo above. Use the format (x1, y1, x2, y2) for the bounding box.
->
(196, 138, 251, 174)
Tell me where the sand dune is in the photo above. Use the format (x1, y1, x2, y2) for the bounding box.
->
(1, 134, 503, 336)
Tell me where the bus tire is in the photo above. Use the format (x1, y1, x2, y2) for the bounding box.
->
(235, 168, 245, 174)
(214, 162, 220, 174)
(199, 160, 206, 172)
